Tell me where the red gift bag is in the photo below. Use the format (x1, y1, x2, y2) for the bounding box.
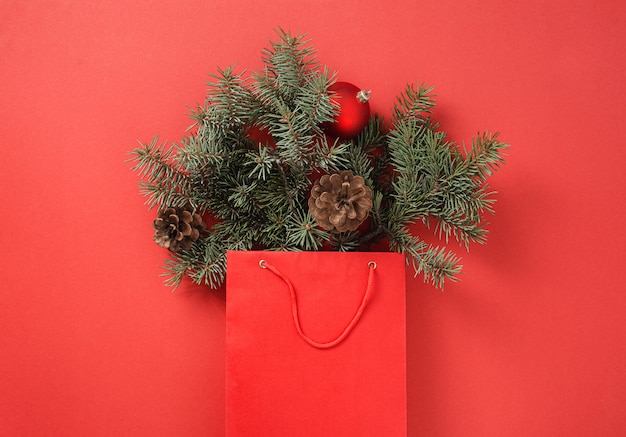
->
(225, 250, 407, 437)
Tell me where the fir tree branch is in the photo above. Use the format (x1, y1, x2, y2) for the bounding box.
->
(261, 28, 318, 100)
(206, 65, 257, 130)
(277, 163, 296, 208)
(311, 136, 349, 172)
(129, 137, 195, 209)
(464, 132, 508, 181)
(295, 67, 337, 133)
(271, 101, 313, 165)
(129, 137, 183, 182)
(162, 236, 228, 289)
(392, 82, 436, 124)
(285, 209, 329, 250)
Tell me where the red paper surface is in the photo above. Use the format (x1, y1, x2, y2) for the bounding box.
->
(1, 1, 625, 436)
(225, 251, 406, 436)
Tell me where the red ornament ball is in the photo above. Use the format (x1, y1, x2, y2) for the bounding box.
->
(324, 81, 371, 139)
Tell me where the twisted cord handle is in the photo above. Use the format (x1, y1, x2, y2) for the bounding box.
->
(259, 259, 377, 349)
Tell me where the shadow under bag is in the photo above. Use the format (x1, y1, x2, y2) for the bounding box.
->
(226, 250, 407, 436)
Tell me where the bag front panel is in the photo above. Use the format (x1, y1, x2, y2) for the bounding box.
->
(226, 251, 407, 437)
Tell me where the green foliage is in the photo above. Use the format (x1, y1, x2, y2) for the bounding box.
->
(128, 29, 507, 290)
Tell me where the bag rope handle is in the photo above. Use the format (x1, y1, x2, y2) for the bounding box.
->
(259, 259, 377, 349)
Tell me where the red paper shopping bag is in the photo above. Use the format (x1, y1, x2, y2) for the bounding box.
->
(226, 250, 407, 437)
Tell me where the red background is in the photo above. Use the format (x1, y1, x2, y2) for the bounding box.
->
(1, 1, 625, 435)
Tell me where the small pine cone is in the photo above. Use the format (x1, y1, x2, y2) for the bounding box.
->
(153, 205, 207, 252)
(308, 170, 373, 233)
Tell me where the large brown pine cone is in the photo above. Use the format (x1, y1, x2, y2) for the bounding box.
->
(153, 206, 207, 252)
(308, 170, 373, 233)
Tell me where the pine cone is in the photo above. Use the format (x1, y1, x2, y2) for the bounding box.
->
(153, 206, 207, 252)
(308, 170, 373, 233)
